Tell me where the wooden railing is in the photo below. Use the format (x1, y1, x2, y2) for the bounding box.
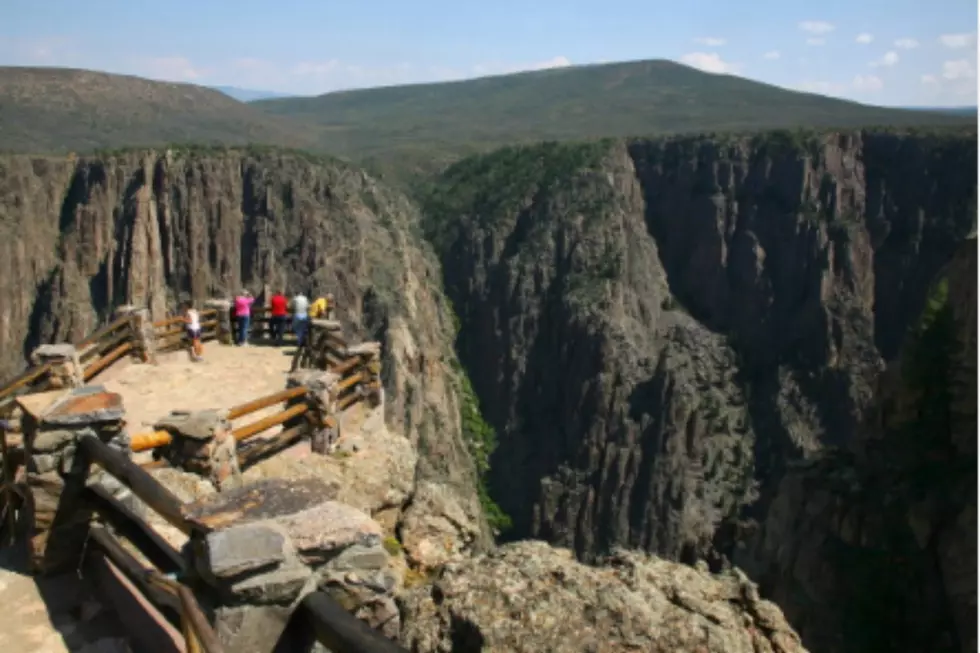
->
(74, 434, 224, 653)
(80, 434, 407, 653)
(152, 308, 221, 353)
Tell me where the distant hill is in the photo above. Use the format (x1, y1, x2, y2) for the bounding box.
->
(1, 62, 973, 181)
(211, 85, 294, 102)
(252, 59, 975, 178)
(901, 106, 977, 116)
(0, 67, 315, 153)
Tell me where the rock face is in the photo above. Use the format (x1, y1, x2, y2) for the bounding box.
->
(399, 539, 808, 653)
(735, 237, 978, 653)
(0, 147, 489, 547)
(425, 131, 977, 565)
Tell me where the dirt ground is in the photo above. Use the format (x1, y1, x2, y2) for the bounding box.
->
(99, 342, 297, 437)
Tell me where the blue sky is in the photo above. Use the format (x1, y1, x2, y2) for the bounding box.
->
(1, 0, 977, 105)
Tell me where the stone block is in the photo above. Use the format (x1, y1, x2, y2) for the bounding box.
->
(205, 299, 234, 344)
(155, 409, 240, 489)
(154, 409, 229, 441)
(114, 305, 156, 363)
(273, 501, 383, 566)
(325, 542, 389, 572)
(203, 522, 288, 579)
(184, 478, 339, 532)
(214, 604, 296, 653)
(31, 429, 77, 453)
(40, 386, 125, 427)
(31, 343, 84, 388)
(226, 562, 313, 605)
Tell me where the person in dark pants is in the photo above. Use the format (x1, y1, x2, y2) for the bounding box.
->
(234, 290, 254, 346)
(269, 290, 288, 346)
(290, 291, 310, 347)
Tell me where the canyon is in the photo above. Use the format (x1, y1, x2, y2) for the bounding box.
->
(0, 126, 975, 652)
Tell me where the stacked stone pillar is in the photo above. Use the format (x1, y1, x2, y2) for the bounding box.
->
(186, 478, 402, 652)
(285, 370, 341, 454)
(20, 385, 130, 574)
(30, 344, 84, 389)
(205, 299, 234, 345)
(153, 409, 242, 490)
(113, 304, 157, 363)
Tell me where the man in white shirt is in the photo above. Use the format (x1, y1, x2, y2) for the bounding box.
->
(290, 292, 310, 347)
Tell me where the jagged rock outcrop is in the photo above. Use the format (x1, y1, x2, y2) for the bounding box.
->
(425, 129, 976, 569)
(0, 147, 490, 552)
(735, 237, 977, 653)
(399, 539, 808, 652)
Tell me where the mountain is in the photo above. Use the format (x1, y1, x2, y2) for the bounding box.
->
(251, 59, 976, 178)
(0, 67, 315, 153)
(420, 127, 977, 653)
(211, 85, 294, 102)
(902, 106, 977, 116)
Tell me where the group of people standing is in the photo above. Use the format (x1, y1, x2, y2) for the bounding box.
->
(233, 289, 332, 347)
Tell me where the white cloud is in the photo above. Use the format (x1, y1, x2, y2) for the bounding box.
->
(939, 33, 977, 49)
(921, 74, 938, 84)
(856, 33, 874, 44)
(694, 37, 727, 46)
(763, 50, 781, 60)
(870, 51, 900, 67)
(852, 74, 884, 91)
(799, 21, 836, 35)
(894, 38, 919, 49)
(523, 56, 572, 71)
(806, 38, 826, 46)
(942, 59, 976, 80)
(679, 52, 739, 74)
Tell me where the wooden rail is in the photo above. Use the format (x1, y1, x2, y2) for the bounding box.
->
(131, 430, 175, 453)
(231, 403, 309, 442)
(87, 525, 225, 653)
(299, 591, 409, 653)
(78, 434, 203, 536)
(226, 386, 307, 421)
(83, 341, 133, 381)
(0, 361, 54, 403)
(77, 313, 134, 350)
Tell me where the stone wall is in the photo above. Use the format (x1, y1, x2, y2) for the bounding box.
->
(184, 478, 402, 651)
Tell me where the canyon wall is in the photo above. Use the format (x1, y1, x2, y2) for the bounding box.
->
(0, 147, 490, 546)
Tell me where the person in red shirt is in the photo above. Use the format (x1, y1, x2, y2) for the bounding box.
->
(269, 291, 288, 346)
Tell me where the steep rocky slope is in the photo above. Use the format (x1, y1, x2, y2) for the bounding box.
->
(399, 540, 808, 652)
(0, 147, 490, 549)
(423, 129, 977, 572)
(736, 236, 977, 653)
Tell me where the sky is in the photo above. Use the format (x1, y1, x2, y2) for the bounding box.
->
(1, 0, 977, 106)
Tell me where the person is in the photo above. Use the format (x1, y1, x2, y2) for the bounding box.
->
(234, 290, 255, 346)
(309, 293, 328, 320)
(290, 290, 310, 347)
(269, 290, 288, 345)
(183, 301, 204, 362)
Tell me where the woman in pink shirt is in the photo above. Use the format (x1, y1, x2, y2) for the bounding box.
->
(234, 290, 255, 346)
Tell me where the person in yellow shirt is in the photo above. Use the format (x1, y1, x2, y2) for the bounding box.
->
(310, 293, 332, 319)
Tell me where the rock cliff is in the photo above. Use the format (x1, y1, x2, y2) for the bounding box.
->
(399, 539, 808, 653)
(735, 236, 977, 653)
(0, 147, 490, 550)
(423, 129, 976, 567)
